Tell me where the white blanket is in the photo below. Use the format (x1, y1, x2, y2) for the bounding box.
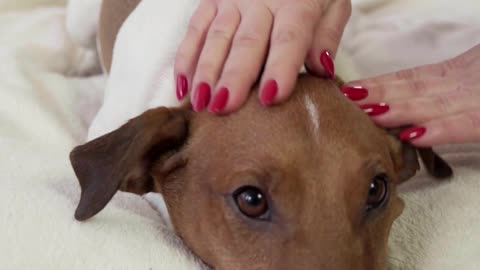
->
(0, 2, 204, 270)
(0, 0, 479, 269)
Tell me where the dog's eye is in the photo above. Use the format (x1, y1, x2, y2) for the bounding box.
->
(366, 174, 389, 211)
(234, 186, 269, 219)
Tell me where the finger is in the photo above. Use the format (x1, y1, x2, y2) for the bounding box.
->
(349, 58, 465, 86)
(399, 110, 480, 147)
(360, 88, 478, 128)
(259, 3, 320, 107)
(305, 0, 351, 78)
(190, 2, 241, 112)
(209, 3, 273, 114)
(342, 77, 460, 105)
(174, 0, 217, 101)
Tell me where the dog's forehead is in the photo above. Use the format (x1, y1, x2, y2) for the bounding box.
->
(303, 92, 321, 138)
(183, 76, 393, 226)
(190, 76, 385, 161)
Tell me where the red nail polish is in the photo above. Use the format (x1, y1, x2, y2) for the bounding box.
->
(209, 87, 229, 114)
(176, 75, 188, 100)
(360, 103, 390, 116)
(342, 86, 369, 101)
(261, 80, 278, 106)
(320, 50, 335, 79)
(193, 82, 211, 112)
(399, 127, 426, 141)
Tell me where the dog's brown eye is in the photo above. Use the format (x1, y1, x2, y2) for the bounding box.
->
(234, 186, 269, 219)
(366, 174, 389, 211)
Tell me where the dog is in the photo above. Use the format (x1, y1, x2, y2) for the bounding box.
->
(71, 74, 452, 270)
(68, 0, 452, 269)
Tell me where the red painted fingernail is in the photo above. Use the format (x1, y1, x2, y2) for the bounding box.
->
(209, 87, 229, 114)
(176, 74, 188, 100)
(399, 127, 426, 141)
(261, 80, 278, 106)
(360, 103, 390, 116)
(341, 86, 369, 101)
(320, 50, 335, 79)
(193, 82, 211, 112)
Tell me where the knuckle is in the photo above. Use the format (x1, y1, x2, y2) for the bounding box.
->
(435, 95, 453, 114)
(305, 0, 322, 10)
(207, 26, 231, 43)
(233, 32, 262, 49)
(409, 80, 428, 95)
(455, 84, 474, 99)
(394, 69, 415, 80)
(207, 8, 239, 42)
(434, 63, 450, 78)
(466, 111, 480, 130)
(443, 58, 457, 71)
(196, 61, 216, 75)
(272, 26, 300, 46)
(187, 22, 205, 37)
(289, 0, 323, 12)
(298, 6, 318, 22)
(444, 54, 470, 70)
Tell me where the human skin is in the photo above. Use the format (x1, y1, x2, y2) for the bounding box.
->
(343, 44, 480, 147)
(174, 0, 352, 113)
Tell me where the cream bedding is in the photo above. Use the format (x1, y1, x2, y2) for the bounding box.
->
(0, 0, 479, 269)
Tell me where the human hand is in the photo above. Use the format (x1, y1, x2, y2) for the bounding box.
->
(174, 0, 351, 113)
(343, 44, 480, 147)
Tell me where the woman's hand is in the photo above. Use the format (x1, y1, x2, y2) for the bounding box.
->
(343, 44, 480, 147)
(175, 0, 351, 113)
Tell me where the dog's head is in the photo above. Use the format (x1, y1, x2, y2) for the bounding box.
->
(70, 74, 451, 270)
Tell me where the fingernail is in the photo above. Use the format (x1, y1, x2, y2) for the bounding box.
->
(399, 127, 426, 141)
(193, 82, 211, 112)
(209, 87, 229, 114)
(320, 50, 335, 79)
(261, 80, 278, 106)
(341, 86, 369, 101)
(176, 74, 188, 100)
(360, 103, 390, 116)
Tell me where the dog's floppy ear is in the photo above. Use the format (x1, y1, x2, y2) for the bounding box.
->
(70, 107, 190, 221)
(387, 127, 453, 183)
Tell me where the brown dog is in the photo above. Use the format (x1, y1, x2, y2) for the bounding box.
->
(70, 1, 452, 269)
(71, 75, 452, 270)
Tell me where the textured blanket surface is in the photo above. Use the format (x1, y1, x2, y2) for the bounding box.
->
(1, 0, 479, 269)
(0, 1, 204, 269)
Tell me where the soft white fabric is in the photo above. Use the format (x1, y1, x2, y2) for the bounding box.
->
(1, 0, 479, 270)
(343, 0, 480, 79)
(388, 144, 480, 270)
(0, 2, 205, 270)
(86, 0, 197, 140)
